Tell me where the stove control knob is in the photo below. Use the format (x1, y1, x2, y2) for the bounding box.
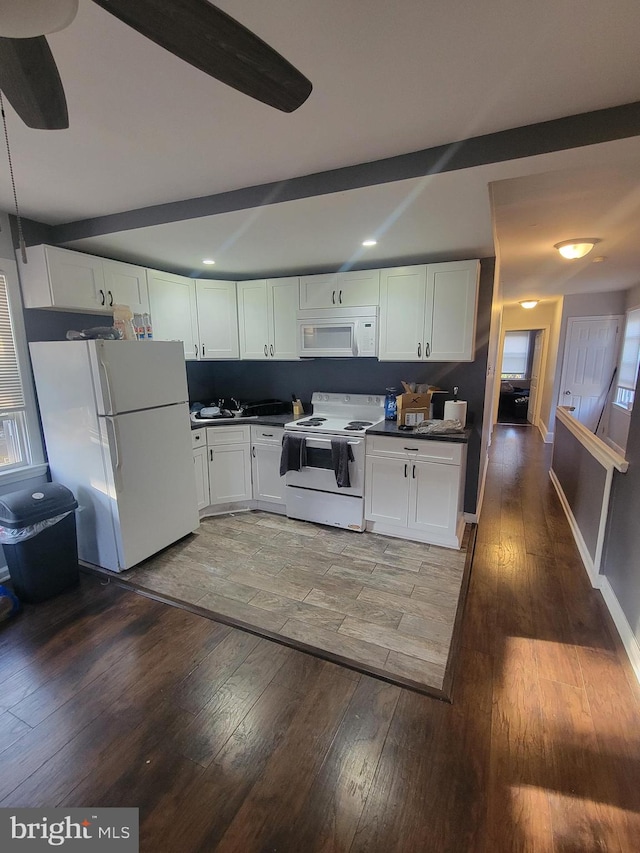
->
(344, 395, 350, 402)
(323, 394, 329, 401)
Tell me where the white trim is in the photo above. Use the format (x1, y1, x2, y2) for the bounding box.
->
(0, 462, 48, 487)
(472, 450, 490, 523)
(538, 418, 553, 443)
(555, 406, 628, 472)
(599, 576, 640, 686)
(0, 568, 8, 582)
(549, 468, 598, 586)
(464, 511, 478, 523)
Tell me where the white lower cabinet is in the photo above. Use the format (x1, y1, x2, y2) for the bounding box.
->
(365, 435, 467, 548)
(206, 426, 252, 506)
(192, 429, 209, 511)
(251, 426, 285, 507)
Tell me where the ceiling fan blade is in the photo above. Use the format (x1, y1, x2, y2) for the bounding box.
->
(91, 0, 312, 113)
(0, 35, 68, 128)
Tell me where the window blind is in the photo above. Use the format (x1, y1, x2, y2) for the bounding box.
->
(502, 330, 531, 377)
(618, 308, 640, 390)
(0, 273, 25, 410)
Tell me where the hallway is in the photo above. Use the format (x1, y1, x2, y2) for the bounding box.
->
(0, 425, 639, 851)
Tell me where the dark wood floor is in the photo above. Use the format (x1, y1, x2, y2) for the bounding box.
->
(1, 424, 639, 852)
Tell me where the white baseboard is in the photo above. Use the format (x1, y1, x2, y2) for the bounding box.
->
(0, 568, 9, 583)
(599, 576, 640, 686)
(464, 511, 478, 524)
(549, 468, 598, 586)
(538, 419, 554, 443)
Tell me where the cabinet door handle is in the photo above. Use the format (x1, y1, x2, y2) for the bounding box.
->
(404, 447, 419, 451)
(332, 290, 336, 304)
(99, 289, 106, 306)
(252, 447, 256, 457)
(339, 290, 342, 304)
(412, 464, 416, 479)
(270, 344, 274, 357)
(210, 449, 213, 462)
(404, 463, 408, 478)
(108, 290, 114, 307)
(425, 342, 431, 357)
(202, 344, 205, 357)
(263, 433, 273, 437)
(417, 342, 421, 358)
(195, 344, 198, 358)
(264, 344, 268, 357)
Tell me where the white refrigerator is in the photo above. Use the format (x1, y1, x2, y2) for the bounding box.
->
(29, 339, 200, 573)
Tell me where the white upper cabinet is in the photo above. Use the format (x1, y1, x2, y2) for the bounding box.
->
(299, 269, 380, 309)
(147, 269, 199, 359)
(195, 280, 239, 360)
(18, 245, 107, 312)
(237, 277, 299, 360)
(378, 260, 479, 362)
(428, 261, 479, 361)
(102, 259, 149, 314)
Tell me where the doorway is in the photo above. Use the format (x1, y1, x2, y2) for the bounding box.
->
(497, 328, 546, 425)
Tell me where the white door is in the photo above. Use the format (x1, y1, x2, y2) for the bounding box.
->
(147, 269, 199, 359)
(102, 259, 149, 314)
(196, 280, 239, 359)
(209, 444, 252, 503)
(237, 280, 270, 359)
(47, 246, 106, 312)
(378, 266, 427, 361)
(364, 455, 410, 525)
(409, 460, 458, 539)
(299, 273, 340, 309)
(89, 340, 188, 414)
(102, 403, 199, 570)
(336, 269, 380, 307)
(252, 442, 286, 504)
(427, 260, 479, 361)
(193, 445, 210, 510)
(560, 317, 621, 431)
(268, 277, 299, 360)
(527, 330, 545, 424)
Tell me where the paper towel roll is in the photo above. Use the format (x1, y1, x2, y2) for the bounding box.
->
(444, 400, 467, 426)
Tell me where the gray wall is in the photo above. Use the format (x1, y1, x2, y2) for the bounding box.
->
(603, 399, 640, 643)
(552, 419, 607, 560)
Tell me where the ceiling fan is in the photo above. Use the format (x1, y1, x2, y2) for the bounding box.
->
(0, 0, 312, 130)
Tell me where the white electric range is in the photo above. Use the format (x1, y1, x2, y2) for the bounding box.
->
(284, 392, 385, 531)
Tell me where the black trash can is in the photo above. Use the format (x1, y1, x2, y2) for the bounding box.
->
(0, 483, 79, 603)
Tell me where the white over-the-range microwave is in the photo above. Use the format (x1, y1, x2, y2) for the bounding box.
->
(296, 306, 378, 358)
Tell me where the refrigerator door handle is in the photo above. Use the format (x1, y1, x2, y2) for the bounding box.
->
(105, 416, 122, 491)
(100, 359, 115, 414)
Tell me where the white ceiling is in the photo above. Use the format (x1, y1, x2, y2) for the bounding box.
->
(2, 0, 640, 304)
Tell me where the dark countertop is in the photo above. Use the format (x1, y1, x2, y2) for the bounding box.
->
(365, 420, 471, 443)
(191, 413, 293, 430)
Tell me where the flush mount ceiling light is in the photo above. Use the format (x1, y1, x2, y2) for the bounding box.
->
(554, 239, 600, 259)
(202, 258, 216, 265)
(519, 300, 539, 309)
(362, 239, 377, 247)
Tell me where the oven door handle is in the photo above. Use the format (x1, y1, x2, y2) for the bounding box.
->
(286, 434, 362, 447)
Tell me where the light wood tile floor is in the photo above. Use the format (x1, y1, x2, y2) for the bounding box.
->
(109, 511, 474, 697)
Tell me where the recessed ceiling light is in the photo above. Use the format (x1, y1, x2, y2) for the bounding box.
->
(519, 300, 539, 309)
(202, 258, 216, 265)
(362, 239, 377, 247)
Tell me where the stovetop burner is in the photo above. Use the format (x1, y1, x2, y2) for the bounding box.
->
(298, 417, 327, 426)
(346, 420, 373, 428)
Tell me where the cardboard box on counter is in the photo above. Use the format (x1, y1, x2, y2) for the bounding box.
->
(396, 390, 433, 426)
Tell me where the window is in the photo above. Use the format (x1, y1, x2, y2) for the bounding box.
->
(0, 272, 30, 470)
(614, 307, 640, 410)
(501, 330, 531, 379)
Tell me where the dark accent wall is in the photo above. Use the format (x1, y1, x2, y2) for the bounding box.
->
(23, 309, 109, 343)
(602, 399, 640, 644)
(551, 419, 607, 560)
(187, 258, 495, 516)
